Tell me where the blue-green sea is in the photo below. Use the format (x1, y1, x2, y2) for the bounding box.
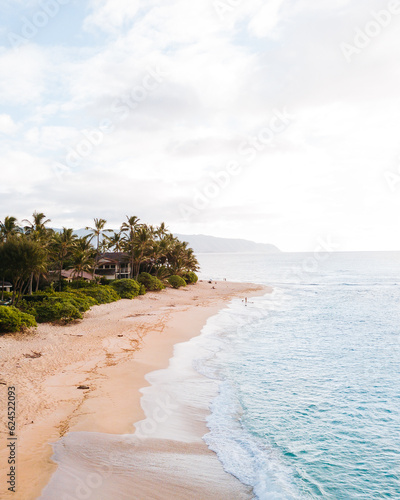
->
(195, 252, 400, 499)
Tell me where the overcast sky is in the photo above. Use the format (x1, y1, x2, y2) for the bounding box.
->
(0, 0, 399, 251)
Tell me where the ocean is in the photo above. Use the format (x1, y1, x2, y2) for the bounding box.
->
(191, 252, 400, 499)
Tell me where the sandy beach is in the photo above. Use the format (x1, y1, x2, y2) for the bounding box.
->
(0, 280, 268, 500)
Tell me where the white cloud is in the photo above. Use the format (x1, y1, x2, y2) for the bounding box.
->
(24, 126, 79, 151)
(0, 114, 18, 135)
(248, 0, 286, 38)
(0, 151, 51, 195)
(0, 45, 46, 105)
(84, 0, 141, 33)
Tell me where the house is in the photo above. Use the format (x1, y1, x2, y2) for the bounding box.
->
(95, 252, 131, 280)
(49, 253, 131, 284)
(0, 281, 12, 293)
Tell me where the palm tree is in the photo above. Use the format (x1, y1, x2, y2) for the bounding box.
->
(22, 212, 52, 294)
(74, 235, 94, 252)
(70, 236, 95, 279)
(0, 216, 22, 297)
(0, 216, 22, 241)
(22, 211, 51, 236)
(132, 225, 154, 279)
(120, 216, 141, 241)
(165, 238, 199, 275)
(71, 249, 95, 279)
(105, 231, 124, 252)
(155, 222, 168, 240)
(86, 218, 112, 277)
(0, 237, 47, 305)
(86, 218, 112, 252)
(120, 216, 143, 278)
(50, 228, 77, 290)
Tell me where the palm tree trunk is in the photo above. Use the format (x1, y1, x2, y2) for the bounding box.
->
(29, 272, 33, 295)
(130, 255, 134, 279)
(93, 235, 100, 279)
(59, 263, 63, 291)
(134, 259, 141, 280)
(11, 280, 17, 305)
(93, 253, 97, 280)
(14, 279, 24, 306)
(1, 277, 4, 301)
(22, 279, 30, 296)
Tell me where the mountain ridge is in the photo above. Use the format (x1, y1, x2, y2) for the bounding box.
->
(175, 234, 280, 254)
(53, 229, 280, 254)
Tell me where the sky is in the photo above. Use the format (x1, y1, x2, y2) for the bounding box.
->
(0, 0, 400, 252)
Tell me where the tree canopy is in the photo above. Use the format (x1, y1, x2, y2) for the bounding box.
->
(0, 213, 199, 304)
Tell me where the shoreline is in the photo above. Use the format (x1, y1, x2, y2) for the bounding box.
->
(0, 280, 269, 500)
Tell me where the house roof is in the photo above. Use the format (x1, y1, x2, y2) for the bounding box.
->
(97, 258, 118, 265)
(0, 281, 12, 288)
(99, 252, 130, 264)
(61, 270, 93, 281)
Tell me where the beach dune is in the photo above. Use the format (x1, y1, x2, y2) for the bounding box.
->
(0, 281, 268, 500)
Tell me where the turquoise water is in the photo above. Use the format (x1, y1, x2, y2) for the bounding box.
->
(195, 252, 400, 499)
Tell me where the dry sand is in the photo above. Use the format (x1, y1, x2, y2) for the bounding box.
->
(0, 280, 269, 500)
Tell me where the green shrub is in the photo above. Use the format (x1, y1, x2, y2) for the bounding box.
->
(22, 291, 97, 314)
(139, 284, 146, 295)
(17, 299, 38, 318)
(110, 279, 141, 299)
(22, 292, 53, 302)
(67, 279, 95, 289)
(168, 275, 187, 289)
(138, 272, 165, 291)
(35, 300, 82, 323)
(77, 285, 120, 304)
(53, 279, 68, 291)
(0, 306, 37, 334)
(183, 271, 198, 284)
(21, 291, 98, 324)
(154, 265, 170, 282)
(58, 292, 98, 312)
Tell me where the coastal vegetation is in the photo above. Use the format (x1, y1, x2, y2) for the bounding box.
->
(111, 279, 144, 299)
(0, 306, 37, 333)
(0, 213, 199, 333)
(168, 275, 187, 289)
(137, 272, 165, 291)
